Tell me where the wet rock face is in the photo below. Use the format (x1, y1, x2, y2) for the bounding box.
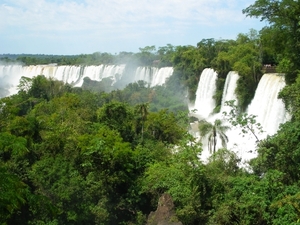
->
(146, 193, 183, 225)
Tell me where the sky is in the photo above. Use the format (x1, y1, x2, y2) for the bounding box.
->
(0, 0, 266, 55)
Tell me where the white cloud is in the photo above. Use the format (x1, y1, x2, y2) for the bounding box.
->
(0, 0, 262, 54)
(1, 0, 253, 31)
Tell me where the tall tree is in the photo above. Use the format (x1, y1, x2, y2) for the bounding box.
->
(134, 102, 149, 143)
(145, 109, 186, 144)
(243, 0, 300, 83)
(97, 101, 135, 142)
(198, 119, 230, 154)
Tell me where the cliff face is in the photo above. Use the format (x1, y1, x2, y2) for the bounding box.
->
(146, 193, 183, 225)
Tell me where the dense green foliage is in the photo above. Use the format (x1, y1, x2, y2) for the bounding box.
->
(3, 0, 300, 224)
(243, 0, 300, 84)
(0, 76, 190, 224)
(1, 68, 300, 225)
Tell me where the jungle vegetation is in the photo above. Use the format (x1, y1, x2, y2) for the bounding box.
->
(2, 0, 300, 224)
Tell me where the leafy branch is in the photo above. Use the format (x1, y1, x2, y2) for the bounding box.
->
(222, 100, 263, 142)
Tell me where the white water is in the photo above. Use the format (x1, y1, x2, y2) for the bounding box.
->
(77, 65, 126, 86)
(191, 70, 289, 164)
(18, 64, 125, 87)
(132, 67, 173, 87)
(247, 73, 289, 136)
(220, 71, 239, 113)
(192, 68, 218, 119)
(0, 65, 24, 96)
(191, 70, 240, 162)
(151, 67, 173, 87)
(231, 73, 289, 163)
(0, 64, 173, 96)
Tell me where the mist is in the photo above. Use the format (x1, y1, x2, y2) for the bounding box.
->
(0, 61, 25, 98)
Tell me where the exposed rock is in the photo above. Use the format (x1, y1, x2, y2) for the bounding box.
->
(146, 193, 183, 225)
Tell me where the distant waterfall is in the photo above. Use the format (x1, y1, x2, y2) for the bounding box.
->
(151, 67, 173, 87)
(78, 65, 126, 86)
(193, 68, 218, 119)
(247, 73, 289, 135)
(22, 64, 126, 87)
(0, 65, 24, 97)
(133, 67, 173, 87)
(50, 66, 82, 86)
(0, 64, 173, 97)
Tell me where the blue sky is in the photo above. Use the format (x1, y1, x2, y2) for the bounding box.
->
(0, 0, 266, 55)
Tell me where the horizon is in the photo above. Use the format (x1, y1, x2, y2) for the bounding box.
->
(1, 0, 266, 55)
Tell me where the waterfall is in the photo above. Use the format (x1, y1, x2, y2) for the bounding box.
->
(53, 66, 82, 85)
(21, 65, 82, 85)
(151, 67, 173, 87)
(247, 73, 289, 136)
(0, 64, 174, 97)
(0, 65, 24, 97)
(193, 68, 218, 119)
(133, 67, 154, 85)
(220, 71, 239, 113)
(133, 66, 173, 87)
(191, 70, 239, 161)
(224, 73, 289, 162)
(189, 70, 290, 163)
(77, 64, 126, 87)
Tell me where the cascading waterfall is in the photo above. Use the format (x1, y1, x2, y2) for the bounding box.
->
(133, 67, 154, 85)
(22, 64, 125, 87)
(132, 67, 173, 87)
(192, 68, 218, 119)
(53, 66, 82, 86)
(0, 64, 173, 96)
(151, 67, 173, 87)
(0, 65, 24, 97)
(247, 73, 289, 136)
(190, 70, 289, 163)
(220, 71, 239, 113)
(225, 73, 289, 162)
(191, 70, 239, 161)
(76, 64, 126, 87)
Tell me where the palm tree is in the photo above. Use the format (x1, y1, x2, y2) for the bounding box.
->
(134, 102, 149, 142)
(198, 119, 230, 154)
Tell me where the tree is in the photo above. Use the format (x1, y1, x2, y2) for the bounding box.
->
(214, 31, 263, 110)
(251, 120, 300, 184)
(171, 45, 205, 101)
(135, 45, 158, 66)
(145, 109, 185, 144)
(243, 0, 300, 83)
(27, 75, 66, 102)
(97, 101, 135, 142)
(278, 75, 300, 121)
(198, 119, 230, 154)
(134, 102, 149, 143)
(0, 167, 29, 223)
(141, 134, 205, 224)
(157, 44, 175, 67)
(223, 100, 263, 142)
(17, 76, 33, 93)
